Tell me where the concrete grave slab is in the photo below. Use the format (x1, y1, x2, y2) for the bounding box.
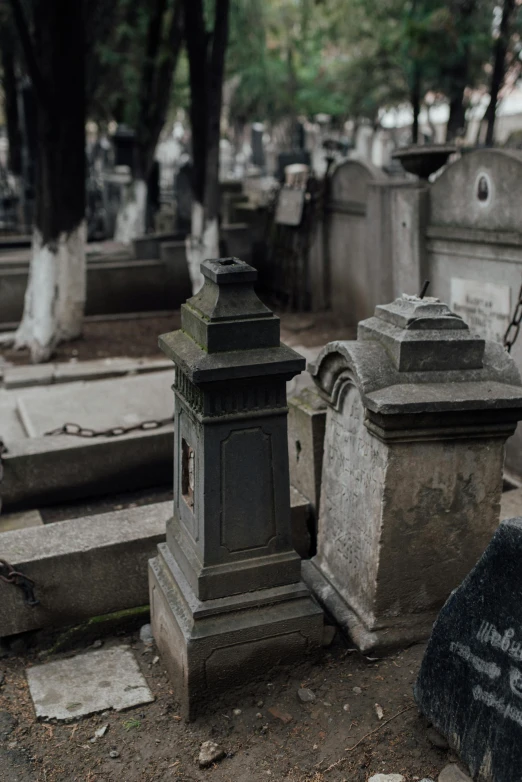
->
(3, 356, 172, 389)
(0, 492, 309, 639)
(27, 645, 154, 720)
(15, 371, 173, 438)
(0, 509, 43, 533)
(0, 371, 174, 509)
(0, 501, 171, 638)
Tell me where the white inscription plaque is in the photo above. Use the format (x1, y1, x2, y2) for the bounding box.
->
(450, 278, 511, 343)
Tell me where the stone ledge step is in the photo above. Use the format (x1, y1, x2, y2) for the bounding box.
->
(0, 489, 311, 639)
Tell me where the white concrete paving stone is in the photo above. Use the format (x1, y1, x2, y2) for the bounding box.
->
(26, 645, 154, 720)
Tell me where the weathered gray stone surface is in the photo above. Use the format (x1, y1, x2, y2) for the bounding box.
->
(289, 486, 312, 558)
(27, 645, 153, 720)
(0, 494, 309, 638)
(304, 295, 522, 652)
(0, 509, 43, 533)
(3, 356, 171, 389)
(500, 486, 522, 520)
(0, 502, 170, 637)
(150, 257, 323, 718)
(288, 387, 326, 516)
(326, 158, 389, 325)
(15, 371, 172, 438)
(438, 766, 472, 782)
(368, 775, 405, 782)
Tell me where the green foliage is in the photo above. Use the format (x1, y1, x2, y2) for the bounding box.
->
(83, 0, 508, 139)
(226, 0, 351, 123)
(123, 718, 142, 730)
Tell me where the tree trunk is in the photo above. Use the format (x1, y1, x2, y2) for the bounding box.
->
(183, 0, 229, 293)
(484, 0, 516, 146)
(114, 0, 183, 243)
(445, 0, 477, 142)
(10, 0, 86, 362)
(446, 90, 467, 142)
(411, 64, 421, 144)
(0, 38, 22, 176)
(114, 179, 148, 243)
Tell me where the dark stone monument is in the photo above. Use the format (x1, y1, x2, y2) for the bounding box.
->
(174, 160, 193, 234)
(251, 123, 265, 170)
(415, 517, 522, 782)
(113, 124, 136, 171)
(148, 256, 323, 718)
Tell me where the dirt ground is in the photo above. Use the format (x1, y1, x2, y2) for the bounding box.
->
(0, 629, 462, 782)
(1, 311, 354, 367)
(0, 312, 457, 781)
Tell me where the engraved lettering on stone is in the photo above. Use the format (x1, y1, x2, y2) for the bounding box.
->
(450, 278, 510, 343)
(449, 641, 501, 680)
(319, 384, 387, 615)
(473, 685, 522, 729)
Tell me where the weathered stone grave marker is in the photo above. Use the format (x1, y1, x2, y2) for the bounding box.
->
(415, 517, 522, 782)
(304, 294, 522, 653)
(149, 257, 323, 718)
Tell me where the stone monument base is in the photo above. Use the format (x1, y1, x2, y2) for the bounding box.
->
(302, 559, 437, 654)
(150, 543, 324, 719)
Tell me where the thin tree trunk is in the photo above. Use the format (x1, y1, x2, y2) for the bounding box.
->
(1, 40, 22, 176)
(445, 0, 477, 142)
(446, 90, 467, 142)
(115, 0, 183, 243)
(9, 0, 86, 362)
(183, 0, 229, 293)
(411, 64, 421, 144)
(484, 0, 516, 146)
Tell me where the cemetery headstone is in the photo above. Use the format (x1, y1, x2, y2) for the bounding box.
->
(304, 295, 522, 653)
(415, 517, 522, 782)
(149, 256, 323, 718)
(251, 123, 265, 170)
(113, 124, 136, 171)
(174, 160, 193, 234)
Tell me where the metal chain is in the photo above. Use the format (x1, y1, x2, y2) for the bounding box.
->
(44, 417, 173, 439)
(0, 559, 39, 606)
(504, 280, 522, 353)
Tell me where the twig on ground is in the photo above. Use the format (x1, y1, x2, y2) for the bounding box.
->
(321, 703, 415, 773)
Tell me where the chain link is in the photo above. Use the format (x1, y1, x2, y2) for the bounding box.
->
(0, 558, 39, 606)
(504, 280, 522, 353)
(44, 417, 173, 439)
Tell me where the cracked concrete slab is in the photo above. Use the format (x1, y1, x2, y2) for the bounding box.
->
(26, 645, 154, 720)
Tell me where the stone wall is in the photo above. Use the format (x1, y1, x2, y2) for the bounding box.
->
(427, 150, 522, 480)
(316, 148, 522, 480)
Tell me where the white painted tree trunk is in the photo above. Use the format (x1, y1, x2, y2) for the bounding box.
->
(114, 179, 148, 244)
(185, 201, 219, 294)
(14, 221, 86, 363)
